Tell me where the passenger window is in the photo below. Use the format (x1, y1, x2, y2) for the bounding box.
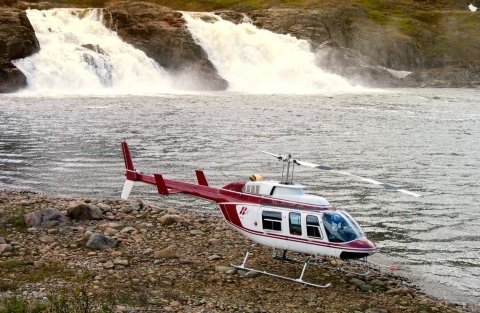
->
(262, 211, 282, 231)
(289, 212, 302, 236)
(306, 215, 322, 239)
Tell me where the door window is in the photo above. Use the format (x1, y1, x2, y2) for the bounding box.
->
(306, 215, 322, 239)
(289, 212, 302, 236)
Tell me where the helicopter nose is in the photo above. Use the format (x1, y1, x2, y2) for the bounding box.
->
(353, 238, 377, 250)
(339, 238, 378, 260)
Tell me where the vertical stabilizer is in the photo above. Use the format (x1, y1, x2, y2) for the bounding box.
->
(121, 180, 135, 200)
(196, 170, 209, 186)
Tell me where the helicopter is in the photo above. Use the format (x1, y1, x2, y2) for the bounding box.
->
(120, 141, 421, 288)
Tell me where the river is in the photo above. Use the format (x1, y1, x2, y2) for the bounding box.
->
(0, 89, 479, 305)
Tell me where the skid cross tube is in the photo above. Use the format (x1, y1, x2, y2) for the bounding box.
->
(232, 245, 331, 289)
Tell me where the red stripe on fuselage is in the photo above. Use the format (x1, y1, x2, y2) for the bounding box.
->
(225, 204, 243, 227)
(219, 204, 231, 223)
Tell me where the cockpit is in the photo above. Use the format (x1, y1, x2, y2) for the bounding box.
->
(322, 211, 364, 243)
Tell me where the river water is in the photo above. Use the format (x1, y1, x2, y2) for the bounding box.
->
(0, 89, 479, 305)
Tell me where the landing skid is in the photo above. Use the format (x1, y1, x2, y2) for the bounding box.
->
(272, 248, 370, 276)
(232, 245, 331, 289)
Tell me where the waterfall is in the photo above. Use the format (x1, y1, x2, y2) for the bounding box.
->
(183, 13, 362, 94)
(14, 9, 174, 95)
(13, 9, 365, 95)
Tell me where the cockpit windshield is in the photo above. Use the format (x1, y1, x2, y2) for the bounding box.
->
(322, 211, 364, 243)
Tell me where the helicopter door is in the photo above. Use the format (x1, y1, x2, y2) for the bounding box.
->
(288, 212, 302, 236)
(306, 214, 323, 240)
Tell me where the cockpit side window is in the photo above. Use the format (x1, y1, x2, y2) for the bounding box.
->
(306, 215, 322, 239)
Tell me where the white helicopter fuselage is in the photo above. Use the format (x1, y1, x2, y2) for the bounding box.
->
(218, 180, 377, 260)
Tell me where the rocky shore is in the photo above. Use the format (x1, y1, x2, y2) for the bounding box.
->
(0, 189, 475, 313)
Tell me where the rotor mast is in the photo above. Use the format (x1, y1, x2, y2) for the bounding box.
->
(280, 154, 296, 185)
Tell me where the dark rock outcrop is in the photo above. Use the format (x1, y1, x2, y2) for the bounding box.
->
(403, 64, 480, 88)
(81, 43, 106, 55)
(0, 61, 28, 93)
(248, 7, 480, 87)
(13, 1, 85, 10)
(0, 7, 39, 93)
(249, 7, 360, 51)
(248, 7, 425, 71)
(213, 10, 249, 24)
(105, 1, 228, 90)
(314, 40, 401, 87)
(247, 8, 419, 87)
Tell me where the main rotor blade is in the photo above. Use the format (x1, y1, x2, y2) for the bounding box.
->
(297, 160, 422, 197)
(258, 150, 284, 161)
(195, 136, 421, 197)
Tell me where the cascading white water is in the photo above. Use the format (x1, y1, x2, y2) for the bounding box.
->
(14, 9, 366, 95)
(14, 9, 174, 95)
(183, 13, 363, 94)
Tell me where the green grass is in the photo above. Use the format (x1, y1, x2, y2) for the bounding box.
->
(0, 296, 47, 313)
(2, 208, 28, 233)
(0, 290, 116, 313)
(0, 259, 22, 270)
(0, 279, 18, 292)
(0, 260, 75, 285)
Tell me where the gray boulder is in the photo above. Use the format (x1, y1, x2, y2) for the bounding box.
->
(0, 243, 13, 254)
(67, 201, 103, 220)
(158, 214, 182, 226)
(24, 208, 67, 228)
(86, 233, 118, 250)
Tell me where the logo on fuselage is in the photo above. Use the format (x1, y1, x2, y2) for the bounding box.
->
(239, 206, 248, 216)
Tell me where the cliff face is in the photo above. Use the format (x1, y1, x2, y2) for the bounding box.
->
(247, 5, 480, 87)
(248, 5, 480, 87)
(104, 1, 228, 90)
(0, 7, 39, 93)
